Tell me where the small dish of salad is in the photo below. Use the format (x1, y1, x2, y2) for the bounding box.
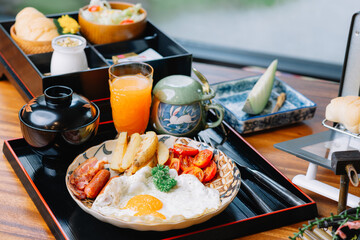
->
(81, 0, 145, 25)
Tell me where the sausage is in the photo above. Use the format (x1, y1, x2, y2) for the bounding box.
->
(84, 169, 111, 199)
(69, 157, 108, 190)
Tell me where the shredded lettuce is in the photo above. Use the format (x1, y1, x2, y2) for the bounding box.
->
(82, 0, 144, 25)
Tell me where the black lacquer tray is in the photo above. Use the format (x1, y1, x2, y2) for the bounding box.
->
(3, 120, 317, 240)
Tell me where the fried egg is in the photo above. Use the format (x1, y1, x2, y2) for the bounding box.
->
(91, 166, 220, 222)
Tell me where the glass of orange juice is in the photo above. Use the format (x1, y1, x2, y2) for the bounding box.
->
(109, 62, 153, 135)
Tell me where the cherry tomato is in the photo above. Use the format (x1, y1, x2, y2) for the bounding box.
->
(120, 19, 135, 24)
(169, 148, 180, 159)
(173, 144, 199, 156)
(88, 5, 100, 12)
(203, 161, 217, 182)
(180, 155, 195, 171)
(167, 157, 180, 173)
(193, 149, 213, 168)
(183, 166, 204, 182)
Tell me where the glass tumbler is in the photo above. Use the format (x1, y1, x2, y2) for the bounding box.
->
(109, 61, 153, 135)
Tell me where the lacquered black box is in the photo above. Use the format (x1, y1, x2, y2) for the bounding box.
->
(0, 12, 192, 123)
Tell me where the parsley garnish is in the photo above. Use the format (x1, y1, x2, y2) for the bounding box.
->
(152, 164, 177, 192)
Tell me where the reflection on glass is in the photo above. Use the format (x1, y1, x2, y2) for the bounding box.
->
(302, 131, 360, 161)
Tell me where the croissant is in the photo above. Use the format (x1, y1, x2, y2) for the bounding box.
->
(325, 96, 360, 133)
(14, 7, 59, 41)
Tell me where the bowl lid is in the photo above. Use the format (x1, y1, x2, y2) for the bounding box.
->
(153, 75, 215, 104)
(19, 86, 98, 131)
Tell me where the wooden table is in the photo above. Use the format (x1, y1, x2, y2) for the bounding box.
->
(0, 61, 359, 240)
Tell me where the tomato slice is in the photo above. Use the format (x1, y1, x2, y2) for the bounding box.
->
(182, 166, 204, 182)
(203, 161, 217, 182)
(193, 149, 213, 168)
(169, 148, 180, 159)
(120, 19, 135, 24)
(88, 5, 100, 12)
(167, 157, 180, 173)
(180, 155, 195, 171)
(173, 144, 199, 156)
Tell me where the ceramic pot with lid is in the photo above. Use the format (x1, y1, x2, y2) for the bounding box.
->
(19, 86, 100, 151)
(150, 75, 224, 137)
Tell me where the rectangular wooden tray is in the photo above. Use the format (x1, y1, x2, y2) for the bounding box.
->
(0, 12, 192, 123)
(3, 121, 317, 240)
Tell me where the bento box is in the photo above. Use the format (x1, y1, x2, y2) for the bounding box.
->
(0, 11, 192, 123)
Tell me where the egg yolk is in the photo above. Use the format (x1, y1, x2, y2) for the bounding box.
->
(123, 194, 166, 219)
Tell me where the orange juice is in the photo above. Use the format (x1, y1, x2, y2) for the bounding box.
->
(110, 74, 152, 134)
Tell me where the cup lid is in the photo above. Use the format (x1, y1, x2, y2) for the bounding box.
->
(153, 75, 215, 104)
(19, 86, 98, 131)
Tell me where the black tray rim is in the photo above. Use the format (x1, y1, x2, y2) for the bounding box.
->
(221, 120, 317, 204)
(3, 138, 69, 240)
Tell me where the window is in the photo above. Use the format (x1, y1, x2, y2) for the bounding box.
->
(1, 0, 359, 80)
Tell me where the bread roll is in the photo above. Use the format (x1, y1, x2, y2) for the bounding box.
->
(14, 7, 59, 41)
(325, 96, 360, 133)
(15, 7, 44, 23)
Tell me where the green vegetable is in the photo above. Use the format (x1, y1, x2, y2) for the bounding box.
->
(242, 59, 278, 115)
(152, 164, 177, 192)
(53, 19, 62, 35)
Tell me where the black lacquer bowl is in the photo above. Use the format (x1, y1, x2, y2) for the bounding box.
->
(19, 85, 100, 156)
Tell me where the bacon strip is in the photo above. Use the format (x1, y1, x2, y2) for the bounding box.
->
(68, 157, 108, 199)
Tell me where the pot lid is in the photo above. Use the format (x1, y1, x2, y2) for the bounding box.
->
(19, 86, 98, 131)
(153, 75, 215, 104)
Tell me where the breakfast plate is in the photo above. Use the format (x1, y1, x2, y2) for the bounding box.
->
(65, 135, 241, 231)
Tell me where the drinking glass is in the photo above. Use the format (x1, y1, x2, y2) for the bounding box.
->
(109, 62, 153, 135)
